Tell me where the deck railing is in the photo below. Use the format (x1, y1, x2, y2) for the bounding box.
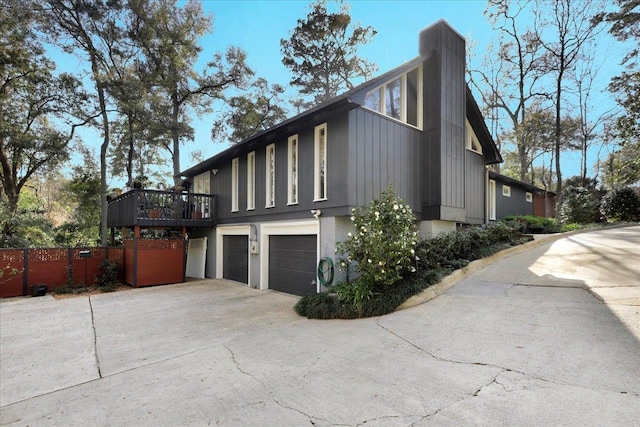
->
(107, 189, 216, 228)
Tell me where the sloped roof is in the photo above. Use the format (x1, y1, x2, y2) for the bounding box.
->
(489, 171, 555, 195)
(180, 52, 502, 176)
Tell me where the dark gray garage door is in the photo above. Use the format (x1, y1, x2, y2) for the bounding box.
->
(223, 235, 248, 284)
(269, 235, 317, 296)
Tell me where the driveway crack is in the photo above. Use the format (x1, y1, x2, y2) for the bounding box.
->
(88, 295, 102, 378)
(222, 343, 267, 389)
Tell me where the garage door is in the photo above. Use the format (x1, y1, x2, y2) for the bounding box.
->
(223, 235, 248, 284)
(269, 235, 317, 296)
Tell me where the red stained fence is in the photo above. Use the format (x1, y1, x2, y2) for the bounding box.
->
(0, 247, 124, 298)
(0, 241, 185, 298)
(124, 239, 185, 287)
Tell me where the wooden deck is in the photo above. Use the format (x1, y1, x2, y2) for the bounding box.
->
(107, 189, 216, 228)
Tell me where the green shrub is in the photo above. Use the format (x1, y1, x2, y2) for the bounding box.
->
(560, 185, 601, 224)
(96, 260, 120, 291)
(600, 187, 640, 222)
(335, 187, 417, 309)
(504, 215, 560, 233)
(561, 223, 582, 232)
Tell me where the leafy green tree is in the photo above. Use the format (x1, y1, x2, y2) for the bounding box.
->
(44, 0, 127, 245)
(1, 0, 92, 241)
(601, 187, 640, 222)
(280, 0, 377, 107)
(129, 0, 252, 186)
(559, 176, 604, 224)
(55, 146, 101, 247)
(212, 78, 288, 145)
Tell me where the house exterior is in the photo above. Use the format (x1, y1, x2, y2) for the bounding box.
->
(178, 20, 502, 296)
(488, 171, 557, 220)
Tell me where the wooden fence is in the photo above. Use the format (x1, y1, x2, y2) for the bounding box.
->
(0, 247, 124, 298)
(0, 240, 187, 298)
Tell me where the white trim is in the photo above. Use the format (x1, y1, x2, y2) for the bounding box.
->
(287, 135, 298, 205)
(502, 184, 511, 197)
(489, 179, 497, 221)
(215, 225, 251, 285)
(526, 192, 533, 203)
(314, 123, 327, 202)
(231, 157, 239, 212)
(259, 220, 319, 292)
(465, 119, 483, 154)
(265, 143, 276, 208)
(246, 151, 255, 210)
(362, 65, 423, 130)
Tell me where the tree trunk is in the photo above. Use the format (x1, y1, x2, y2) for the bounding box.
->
(171, 89, 181, 187)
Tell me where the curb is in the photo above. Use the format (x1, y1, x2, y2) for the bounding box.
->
(395, 223, 638, 311)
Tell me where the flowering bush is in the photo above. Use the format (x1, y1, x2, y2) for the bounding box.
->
(600, 187, 640, 221)
(336, 187, 417, 290)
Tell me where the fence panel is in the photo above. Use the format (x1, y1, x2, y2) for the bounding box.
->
(135, 239, 184, 287)
(0, 250, 25, 298)
(0, 247, 125, 298)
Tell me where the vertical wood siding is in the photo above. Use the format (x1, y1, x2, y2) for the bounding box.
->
(465, 150, 486, 224)
(349, 109, 421, 210)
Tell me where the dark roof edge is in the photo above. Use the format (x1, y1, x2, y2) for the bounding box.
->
(489, 171, 556, 194)
(466, 86, 503, 165)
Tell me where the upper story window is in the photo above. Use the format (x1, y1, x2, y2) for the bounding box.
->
(266, 144, 276, 208)
(466, 119, 483, 154)
(247, 151, 255, 210)
(314, 124, 327, 201)
(231, 157, 239, 212)
(288, 135, 298, 205)
(193, 172, 211, 218)
(363, 65, 422, 129)
(502, 185, 511, 197)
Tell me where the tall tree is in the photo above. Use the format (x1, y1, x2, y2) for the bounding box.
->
(534, 0, 603, 213)
(44, 0, 126, 245)
(593, 0, 640, 182)
(0, 0, 92, 241)
(211, 78, 288, 145)
(129, 0, 252, 186)
(469, 0, 547, 182)
(280, 0, 377, 107)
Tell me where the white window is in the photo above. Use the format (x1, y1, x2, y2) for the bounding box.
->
(502, 185, 511, 197)
(193, 172, 211, 218)
(314, 124, 327, 201)
(288, 135, 298, 205)
(363, 65, 422, 129)
(526, 192, 533, 203)
(266, 144, 275, 208)
(466, 119, 483, 154)
(231, 157, 239, 212)
(247, 151, 255, 210)
(489, 179, 496, 221)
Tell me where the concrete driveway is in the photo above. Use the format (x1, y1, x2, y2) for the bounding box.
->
(1, 226, 639, 426)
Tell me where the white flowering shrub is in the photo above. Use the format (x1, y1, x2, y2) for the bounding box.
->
(336, 186, 417, 289)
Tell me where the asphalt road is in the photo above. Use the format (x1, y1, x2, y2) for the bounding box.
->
(1, 225, 639, 426)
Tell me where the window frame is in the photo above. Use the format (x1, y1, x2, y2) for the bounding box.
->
(363, 65, 423, 129)
(231, 157, 239, 212)
(526, 192, 533, 203)
(246, 151, 255, 210)
(489, 179, 497, 221)
(265, 143, 276, 208)
(465, 119, 483, 154)
(314, 124, 328, 202)
(502, 185, 511, 198)
(287, 135, 299, 205)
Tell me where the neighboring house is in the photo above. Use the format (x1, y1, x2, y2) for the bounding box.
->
(489, 171, 557, 220)
(173, 20, 503, 296)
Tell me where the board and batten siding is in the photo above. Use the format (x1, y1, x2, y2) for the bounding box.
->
(496, 184, 534, 220)
(419, 21, 468, 222)
(348, 108, 422, 211)
(212, 114, 350, 224)
(464, 150, 486, 224)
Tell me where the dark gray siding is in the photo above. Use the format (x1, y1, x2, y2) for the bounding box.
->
(212, 114, 350, 224)
(420, 21, 467, 222)
(496, 183, 534, 220)
(348, 109, 422, 211)
(465, 150, 486, 224)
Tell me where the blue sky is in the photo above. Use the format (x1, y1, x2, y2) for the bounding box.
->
(56, 0, 626, 187)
